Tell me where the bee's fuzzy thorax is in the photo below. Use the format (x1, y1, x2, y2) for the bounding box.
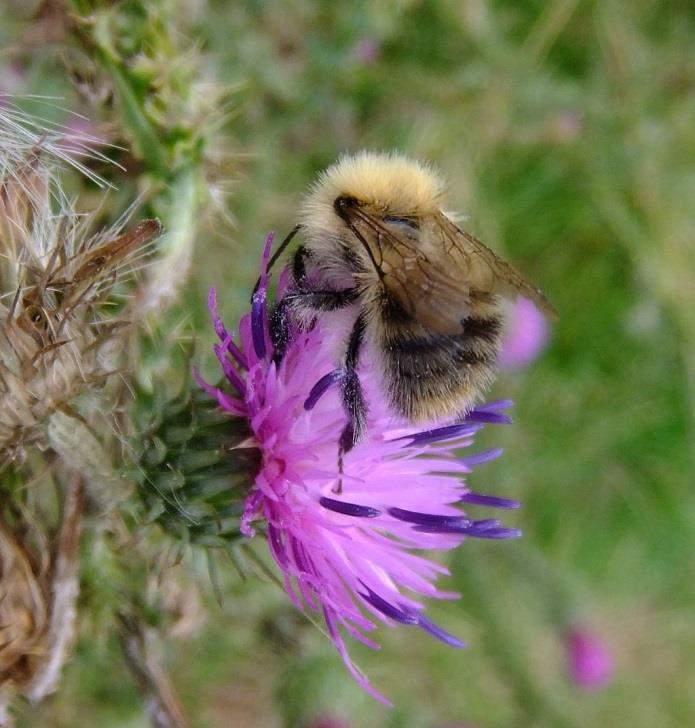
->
(300, 151, 445, 237)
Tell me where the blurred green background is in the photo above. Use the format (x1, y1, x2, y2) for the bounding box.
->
(2, 0, 694, 726)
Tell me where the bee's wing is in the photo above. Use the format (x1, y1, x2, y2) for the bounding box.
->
(380, 246, 475, 334)
(434, 213, 557, 318)
(377, 211, 555, 335)
(347, 207, 473, 334)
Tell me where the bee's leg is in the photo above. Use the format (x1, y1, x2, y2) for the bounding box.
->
(269, 298, 294, 363)
(269, 247, 316, 362)
(335, 312, 367, 494)
(291, 245, 310, 287)
(270, 287, 358, 363)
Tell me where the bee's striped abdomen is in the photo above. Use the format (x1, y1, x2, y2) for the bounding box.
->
(381, 314, 503, 421)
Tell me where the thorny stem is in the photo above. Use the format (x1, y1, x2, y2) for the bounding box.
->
(71, 3, 169, 175)
(118, 612, 189, 728)
(69, 2, 205, 313)
(104, 58, 168, 176)
(139, 165, 202, 315)
(500, 541, 582, 626)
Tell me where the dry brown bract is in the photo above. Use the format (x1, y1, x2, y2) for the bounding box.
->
(0, 519, 49, 690)
(0, 150, 160, 466)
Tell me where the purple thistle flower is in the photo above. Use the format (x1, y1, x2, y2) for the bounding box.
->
(199, 234, 521, 703)
(565, 626, 615, 691)
(499, 297, 550, 370)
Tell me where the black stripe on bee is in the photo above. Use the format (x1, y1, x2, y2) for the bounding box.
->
(386, 328, 496, 375)
(382, 315, 503, 419)
(378, 290, 411, 325)
(460, 315, 503, 344)
(385, 316, 502, 379)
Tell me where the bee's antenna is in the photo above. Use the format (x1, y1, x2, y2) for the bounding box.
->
(252, 224, 301, 297)
(333, 197, 384, 281)
(267, 224, 301, 273)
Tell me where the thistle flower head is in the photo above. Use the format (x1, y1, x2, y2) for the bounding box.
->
(200, 235, 522, 703)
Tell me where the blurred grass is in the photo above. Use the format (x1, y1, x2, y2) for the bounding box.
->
(2, 0, 694, 726)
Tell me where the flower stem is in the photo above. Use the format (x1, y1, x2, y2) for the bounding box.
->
(118, 611, 189, 728)
(499, 541, 582, 625)
(454, 548, 580, 728)
(139, 165, 202, 315)
(103, 57, 168, 176)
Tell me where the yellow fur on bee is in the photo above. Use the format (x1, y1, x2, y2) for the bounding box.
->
(300, 151, 446, 237)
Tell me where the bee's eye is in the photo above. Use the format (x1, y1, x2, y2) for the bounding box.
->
(383, 215, 419, 231)
(334, 196, 360, 215)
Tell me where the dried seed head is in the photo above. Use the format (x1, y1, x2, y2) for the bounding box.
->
(0, 105, 161, 465)
(0, 520, 49, 689)
(47, 411, 132, 510)
(0, 477, 84, 705)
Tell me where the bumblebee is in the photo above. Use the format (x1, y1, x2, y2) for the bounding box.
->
(267, 152, 554, 483)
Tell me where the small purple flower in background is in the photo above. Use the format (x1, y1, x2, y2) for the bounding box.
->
(352, 37, 381, 65)
(198, 235, 521, 703)
(565, 626, 615, 691)
(499, 297, 550, 370)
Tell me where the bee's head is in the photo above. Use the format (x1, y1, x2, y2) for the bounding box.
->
(300, 152, 445, 251)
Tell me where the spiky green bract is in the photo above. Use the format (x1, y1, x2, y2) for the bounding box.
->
(135, 381, 259, 549)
